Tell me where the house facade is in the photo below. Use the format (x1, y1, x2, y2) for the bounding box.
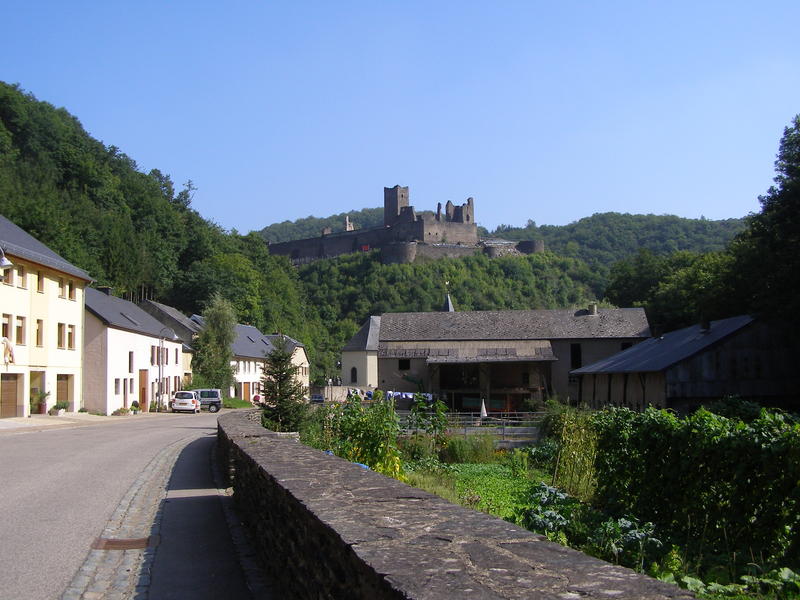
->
(571, 315, 799, 413)
(84, 288, 183, 415)
(0, 215, 91, 417)
(139, 301, 310, 401)
(341, 304, 650, 411)
(222, 322, 310, 401)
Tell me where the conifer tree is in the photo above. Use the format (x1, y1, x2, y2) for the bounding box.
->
(261, 335, 307, 431)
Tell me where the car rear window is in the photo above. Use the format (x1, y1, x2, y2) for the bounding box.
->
(175, 392, 194, 399)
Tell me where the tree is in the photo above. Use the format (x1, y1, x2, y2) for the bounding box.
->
(261, 335, 307, 432)
(729, 114, 800, 325)
(191, 293, 236, 395)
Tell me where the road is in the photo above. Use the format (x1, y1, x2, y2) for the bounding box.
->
(0, 411, 258, 600)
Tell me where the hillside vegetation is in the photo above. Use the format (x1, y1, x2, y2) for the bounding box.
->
(2, 81, 795, 382)
(259, 207, 384, 243)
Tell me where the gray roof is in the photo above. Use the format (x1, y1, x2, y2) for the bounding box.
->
(138, 299, 203, 348)
(141, 300, 203, 335)
(0, 215, 91, 281)
(342, 316, 381, 352)
(377, 308, 650, 342)
(85, 288, 180, 339)
(572, 315, 754, 375)
(190, 315, 303, 360)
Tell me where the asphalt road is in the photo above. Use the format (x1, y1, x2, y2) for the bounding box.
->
(0, 411, 253, 600)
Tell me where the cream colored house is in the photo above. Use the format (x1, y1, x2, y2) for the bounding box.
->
(0, 215, 91, 417)
(189, 316, 309, 400)
(228, 324, 310, 401)
(137, 300, 310, 401)
(84, 288, 183, 415)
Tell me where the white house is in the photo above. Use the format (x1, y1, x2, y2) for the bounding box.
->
(84, 287, 183, 415)
(190, 316, 310, 401)
(0, 215, 92, 417)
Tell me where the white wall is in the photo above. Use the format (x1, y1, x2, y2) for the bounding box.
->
(83, 313, 183, 415)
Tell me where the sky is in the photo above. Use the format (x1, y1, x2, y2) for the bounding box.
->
(3, 1, 800, 233)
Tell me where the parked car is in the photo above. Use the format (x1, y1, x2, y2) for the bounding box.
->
(190, 388, 222, 413)
(309, 394, 324, 404)
(171, 391, 200, 414)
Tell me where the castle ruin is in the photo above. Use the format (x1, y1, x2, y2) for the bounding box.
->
(267, 185, 541, 265)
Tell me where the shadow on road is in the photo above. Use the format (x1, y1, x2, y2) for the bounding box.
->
(143, 436, 254, 599)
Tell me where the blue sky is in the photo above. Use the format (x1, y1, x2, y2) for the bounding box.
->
(3, 1, 799, 233)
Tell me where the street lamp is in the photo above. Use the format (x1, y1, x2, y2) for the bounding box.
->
(158, 326, 177, 412)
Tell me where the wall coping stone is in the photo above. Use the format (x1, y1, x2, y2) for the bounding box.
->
(218, 410, 694, 599)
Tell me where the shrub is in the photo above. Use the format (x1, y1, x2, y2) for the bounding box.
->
(398, 434, 437, 462)
(302, 392, 405, 479)
(112, 407, 130, 416)
(439, 434, 496, 464)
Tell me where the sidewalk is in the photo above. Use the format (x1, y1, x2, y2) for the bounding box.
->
(0, 411, 163, 433)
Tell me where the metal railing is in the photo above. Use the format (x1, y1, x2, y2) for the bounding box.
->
(397, 411, 545, 444)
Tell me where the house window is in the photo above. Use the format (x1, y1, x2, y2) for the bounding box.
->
(129, 351, 134, 373)
(129, 378, 134, 393)
(164, 347, 168, 365)
(114, 378, 121, 394)
(15, 316, 25, 345)
(36, 319, 44, 347)
(68, 280, 76, 300)
(17, 266, 26, 288)
(58, 278, 65, 298)
(57, 323, 66, 349)
(350, 367, 358, 383)
(2, 267, 13, 285)
(570, 343, 582, 369)
(2, 314, 10, 338)
(398, 359, 410, 371)
(151, 346, 156, 366)
(37, 271, 44, 293)
(174, 348, 178, 364)
(67, 325, 75, 350)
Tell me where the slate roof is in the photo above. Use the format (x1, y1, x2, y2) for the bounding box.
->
(141, 300, 203, 336)
(342, 316, 381, 352)
(0, 215, 91, 281)
(190, 315, 304, 360)
(85, 288, 180, 339)
(572, 315, 754, 374)
(377, 308, 650, 342)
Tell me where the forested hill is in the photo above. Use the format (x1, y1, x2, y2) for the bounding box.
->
(259, 207, 384, 242)
(0, 81, 322, 363)
(488, 213, 746, 273)
(258, 207, 745, 273)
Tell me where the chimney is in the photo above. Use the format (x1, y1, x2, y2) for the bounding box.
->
(96, 286, 113, 296)
(588, 302, 598, 316)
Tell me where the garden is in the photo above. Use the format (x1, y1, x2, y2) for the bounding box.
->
(287, 393, 799, 599)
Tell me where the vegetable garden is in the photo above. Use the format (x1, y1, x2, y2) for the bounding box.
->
(294, 394, 800, 599)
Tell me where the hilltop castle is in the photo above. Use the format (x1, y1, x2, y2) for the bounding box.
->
(268, 185, 543, 264)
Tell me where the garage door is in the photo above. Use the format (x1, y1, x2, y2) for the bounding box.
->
(1, 374, 19, 418)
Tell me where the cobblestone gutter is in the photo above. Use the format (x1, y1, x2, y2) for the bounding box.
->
(218, 411, 694, 600)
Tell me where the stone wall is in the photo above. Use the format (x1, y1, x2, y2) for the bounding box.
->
(218, 411, 693, 600)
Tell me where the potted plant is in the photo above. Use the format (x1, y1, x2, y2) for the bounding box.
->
(131, 400, 140, 415)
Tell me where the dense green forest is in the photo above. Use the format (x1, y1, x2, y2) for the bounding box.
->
(1, 81, 796, 383)
(259, 207, 384, 243)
